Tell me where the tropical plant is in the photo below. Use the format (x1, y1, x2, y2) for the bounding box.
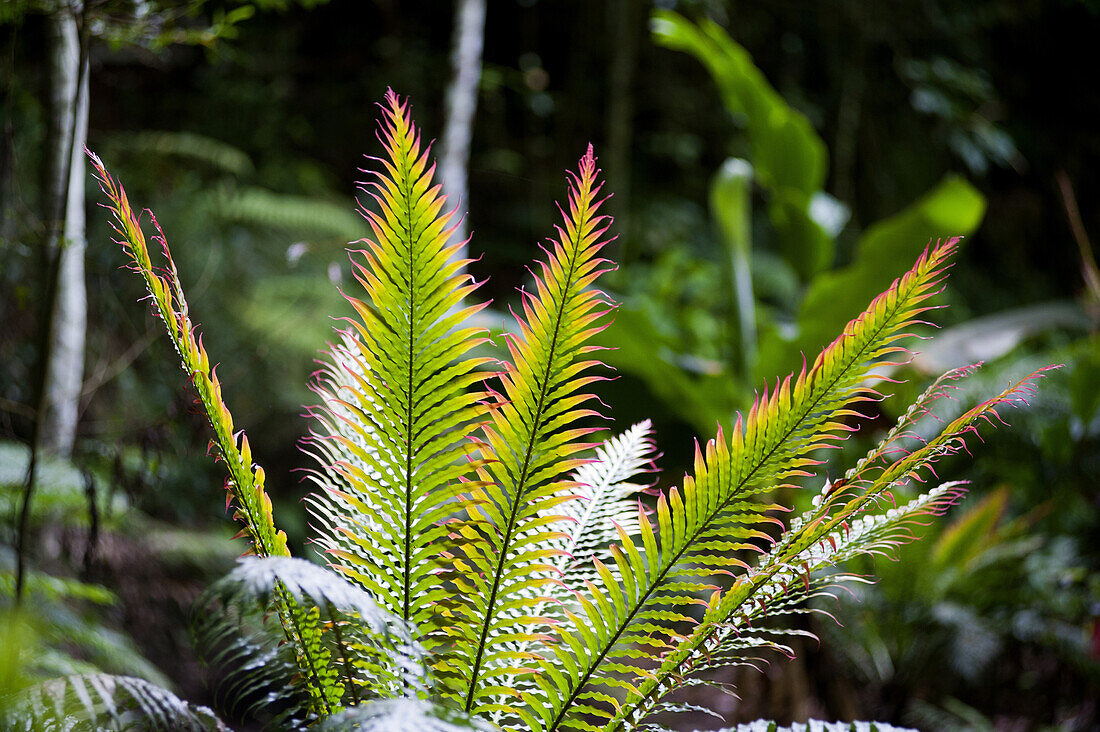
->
(4, 90, 1051, 731)
(603, 11, 989, 435)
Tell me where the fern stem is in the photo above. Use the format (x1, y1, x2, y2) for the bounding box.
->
(399, 108, 418, 627)
(327, 600, 362, 706)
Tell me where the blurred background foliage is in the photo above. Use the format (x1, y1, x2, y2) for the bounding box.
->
(1, 0, 1097, 728)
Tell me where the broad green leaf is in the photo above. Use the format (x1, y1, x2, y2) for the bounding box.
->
(653, 10, 832, 278)
(711, 158, 757, 373)
(757, 175, 985, 380)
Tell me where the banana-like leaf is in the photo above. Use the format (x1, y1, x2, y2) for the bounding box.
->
(758, 176, 985, 381)
(652, 10, 832, 279)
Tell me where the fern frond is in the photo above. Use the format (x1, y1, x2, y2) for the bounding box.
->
(4, 674, 229, 731)
(490, 421, 657, 727)
(555, 420, 658, 588)
(305, 90, 492, 631)
(88, 151, 288, 559)
(442, 146, 615, 716)
(533, 238, 961, 732)
(316, 697, 500, 731)
(193, 557, 429, 728)
(609, 364, 1054, 728)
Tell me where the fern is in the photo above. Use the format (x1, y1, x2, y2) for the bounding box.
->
(4, 674, 228, 731)
(193, 557, 428, 728)
(57, 92, 1054, 732)
(315, 698, 497, 731)
(438, 141, 615, 718)
(304, 91, 491, 633)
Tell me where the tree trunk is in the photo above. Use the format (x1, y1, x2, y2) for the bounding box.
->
(439, 0, 486, 266)
(37, 4, 88, 458)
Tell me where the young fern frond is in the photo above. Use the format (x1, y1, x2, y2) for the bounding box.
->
(442, 146, 614, 716)
(553, 419, 657, 592)
(304, 90, 492, 630)
(606, 366, 1053, 728)
(91, 155, 352, 719)
(89, 152, 288, 560)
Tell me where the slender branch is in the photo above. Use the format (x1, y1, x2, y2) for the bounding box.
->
(1055, 169, 1100, 303)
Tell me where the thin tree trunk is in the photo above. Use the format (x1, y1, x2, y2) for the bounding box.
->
(37, 2, 88, 459)
(439, 0, 485, 266)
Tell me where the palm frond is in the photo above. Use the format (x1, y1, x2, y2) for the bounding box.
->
(4, 673, 229, 731)
(305, 90, 491, 631)
(193, 557, 429, 728)
(442, 145, 615, 716)
(533, 238, 962, 731)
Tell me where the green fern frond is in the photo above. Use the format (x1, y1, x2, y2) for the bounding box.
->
(554, 419, 657, 591)
(88, 151, 289, 560)
(211, 185, 369, 242)
(110, 130, 255, 176)
(89, 154, 361, 721)
(4, 674, 229, 731)
(304, 90, 492, 634)
(608, 364, 1054, 727)
(194, 557, 429, 728)
(442, 145, 615, 716)
(490, 421, 657, 727)
(532, 238, 961, 732)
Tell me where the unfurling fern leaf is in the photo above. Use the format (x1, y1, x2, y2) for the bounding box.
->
(69, 91, 1055, 732)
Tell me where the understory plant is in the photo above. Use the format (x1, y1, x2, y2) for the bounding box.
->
(5, 91, 1051, 731)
